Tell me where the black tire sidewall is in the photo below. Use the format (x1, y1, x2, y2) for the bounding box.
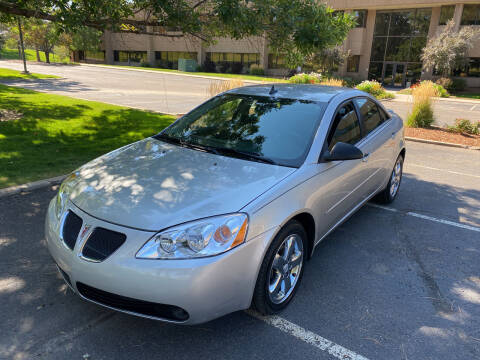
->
(253, 220, 307, 314)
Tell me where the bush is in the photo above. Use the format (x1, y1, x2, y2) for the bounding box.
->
(219, 61, 230, 73)
(319, 78, 345, 86)
(356, 80, 394, 99)
(230, 62, 243, 74)
(432, 83, 449, 97)
(203, 59, 216, 73)
(288, 72, 322, 84)
(406, 81, 436, 127)
(436, 77, 466, 92)
(448, 119, 480, 135)
(340, 76, 360, 88)
(249, 64, 265, 76)
(208, 79, 244, 97)
(449, 78, 467, 92)
(140, 61, 151, 68)
(435, 77, 453, 90)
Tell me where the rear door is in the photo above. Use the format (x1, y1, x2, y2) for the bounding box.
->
(353, 97, 395, 198)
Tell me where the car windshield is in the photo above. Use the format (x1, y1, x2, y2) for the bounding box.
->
(155, 93, 326, 167)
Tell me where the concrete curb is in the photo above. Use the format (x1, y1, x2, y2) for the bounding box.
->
(405, 137, 480, 150)
(78, 63, 266, 84)
(0, 175, 66, 198)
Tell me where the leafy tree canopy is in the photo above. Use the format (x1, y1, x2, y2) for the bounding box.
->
(0, 0, 355, 65)
(422, 19, 480, 77)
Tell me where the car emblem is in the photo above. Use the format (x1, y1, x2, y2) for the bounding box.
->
(80, 225, 91, 239)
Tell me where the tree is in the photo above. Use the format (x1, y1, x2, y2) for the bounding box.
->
(305, 47, 350, 74)
(421, 19, 480, 77)
(23, 20, 58, 63)
(0, 0, 355, 67)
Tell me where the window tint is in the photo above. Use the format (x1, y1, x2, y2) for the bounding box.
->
(355, 98, 384, 135)
(328, 102, 362, 151)
(162, 94, 326, 167)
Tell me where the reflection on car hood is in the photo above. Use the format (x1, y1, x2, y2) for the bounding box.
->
(68, 138, 296, 231)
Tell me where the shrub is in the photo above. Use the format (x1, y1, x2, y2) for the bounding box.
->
(319, 78, 345, 86)
(406, 81, 436, 127)
(219, 61, 230, 73)
(356, 80, 394, 99)
(203, 59, 216, 73)
(449, 78, 467, 92)
(288, 72, 322, 84)
(140, 61, 151, 68)
(230, 62, 243, 74)
(340, 76, 360, 88)
(249, 64, 265, 76)
(436, 77, 453, 90)
(448, 119, 480, 135)
(432, 83, 449, 97)
(207, 79, 244, 97)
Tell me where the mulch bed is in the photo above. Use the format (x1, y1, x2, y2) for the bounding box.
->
(405, 127, 480, 147)
(0, 109, 23, 122)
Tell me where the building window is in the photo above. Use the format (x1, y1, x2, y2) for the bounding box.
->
(354, 10, 367, 28)
(113, 50, 146, 63)
(461, 4, 480, 25)
(155, 51, 197, 61)
(85, 50, 105, 61)
(452, 58, 480, 77)
(439, 5, 455, 25)
(347, 55, 360, 72)
(268, 54, 286, 69)
(206, 52, 259, 66)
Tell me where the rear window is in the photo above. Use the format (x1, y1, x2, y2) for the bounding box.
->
(161, 94, 326, 167)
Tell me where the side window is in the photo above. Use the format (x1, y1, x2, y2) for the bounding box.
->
(327, 102, 362, 151)
(355, 98, 384, 135)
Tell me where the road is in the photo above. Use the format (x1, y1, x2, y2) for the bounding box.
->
(1, 141, 479, 360)
(1, 60, 480, 126)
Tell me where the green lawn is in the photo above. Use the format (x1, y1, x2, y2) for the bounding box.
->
(453, 93, 480, 100)
(98, 64, 287, 83)
(0, 47, 70, 63)
(0, 84, 175, 188)
(0, 67, 60, 80)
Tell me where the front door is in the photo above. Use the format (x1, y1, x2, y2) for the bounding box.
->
(382, 63, 406, 88)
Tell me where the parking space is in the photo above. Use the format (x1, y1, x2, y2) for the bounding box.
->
(1, 141, 479, 360)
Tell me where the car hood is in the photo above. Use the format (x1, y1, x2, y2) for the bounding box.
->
(68, 138, 295, 231)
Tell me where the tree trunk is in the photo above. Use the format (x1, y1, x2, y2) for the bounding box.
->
(45, 51, 50, 63)
(35, 47, 41, 62)
(17, 17, 28, 73)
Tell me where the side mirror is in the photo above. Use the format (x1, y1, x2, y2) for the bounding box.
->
(323, 142, 364, 162)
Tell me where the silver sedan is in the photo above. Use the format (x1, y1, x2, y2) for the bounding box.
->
(45, 84, 405, 324)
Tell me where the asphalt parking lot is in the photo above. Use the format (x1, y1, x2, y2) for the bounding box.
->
(1, 141, 479, 360)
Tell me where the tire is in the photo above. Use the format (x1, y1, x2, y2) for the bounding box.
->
(251, 220, 307, 315)
(374, 154, 404, 204)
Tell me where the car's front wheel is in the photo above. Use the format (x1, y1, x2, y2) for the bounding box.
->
(252, 220, 307, 315)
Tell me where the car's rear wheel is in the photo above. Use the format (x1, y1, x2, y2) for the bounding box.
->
(252, 220, 307, 315)
(374, 154, 404, 204)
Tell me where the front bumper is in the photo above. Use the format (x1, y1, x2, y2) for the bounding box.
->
(45, 198, 276, 324)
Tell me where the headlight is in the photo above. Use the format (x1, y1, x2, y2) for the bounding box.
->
(136, 213, 248, 259)
(54, 173, 77, 219)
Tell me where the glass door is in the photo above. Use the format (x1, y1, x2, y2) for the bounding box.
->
(382, 63, 406, 88)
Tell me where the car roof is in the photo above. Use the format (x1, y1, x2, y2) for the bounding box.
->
(227, 84, 365, 103)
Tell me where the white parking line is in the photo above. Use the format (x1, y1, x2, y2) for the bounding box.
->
(407, 163, 480, 179)
(368, 203, 480, 233)
(470, 105, 477, 111)
(246, 310, 370, 360)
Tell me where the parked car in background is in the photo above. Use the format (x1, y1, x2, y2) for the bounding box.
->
(45, 84, 405, 324)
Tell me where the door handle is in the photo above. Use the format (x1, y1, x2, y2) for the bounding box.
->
(362, 153, 370, 162)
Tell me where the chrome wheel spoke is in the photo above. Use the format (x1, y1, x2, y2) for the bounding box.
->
(272, 254, 285, 272)
(283, 236, 294, 261)
(283, 275, 292, 293)
(290, 253, 302, 268)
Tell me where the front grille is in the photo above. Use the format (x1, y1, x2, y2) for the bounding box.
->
(76, 282, 189, 321)
(82, 227, 126, 261)
(62, 211, 83, 250)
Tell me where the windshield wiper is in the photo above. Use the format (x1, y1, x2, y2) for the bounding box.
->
(213, 147, 278, 165)
(155, 133, 220, 155)
(154, 134, 277, 165)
